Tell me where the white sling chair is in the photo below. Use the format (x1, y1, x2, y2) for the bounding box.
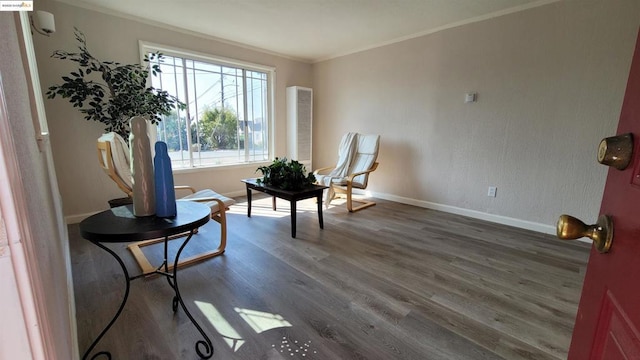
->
(314, 133, 380, 212)
(97, 132, 235, 273)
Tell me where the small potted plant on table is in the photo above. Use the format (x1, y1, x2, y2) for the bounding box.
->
(256, 158, 316, 190)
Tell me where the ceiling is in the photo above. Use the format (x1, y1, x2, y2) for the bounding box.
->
(55, 0, 554, 62)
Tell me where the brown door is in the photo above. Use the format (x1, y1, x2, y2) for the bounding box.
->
(560, 28, 640, 359)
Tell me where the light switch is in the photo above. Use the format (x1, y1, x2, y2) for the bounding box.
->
(465, 92, 477, 103)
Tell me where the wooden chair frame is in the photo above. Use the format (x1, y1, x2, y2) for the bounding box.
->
(126, 187, 232, 274)
(97, 138, 231, 274)
(97, 140, 133, 197)
(315, 162, 379, 212)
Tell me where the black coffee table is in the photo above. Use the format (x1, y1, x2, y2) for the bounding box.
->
(79, 201, 213, 360)
(242, 178, 328, 238)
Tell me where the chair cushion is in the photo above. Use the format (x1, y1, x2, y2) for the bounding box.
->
(180, 189, 235, 214)
(349, 134, 380, 187)
(356, 134, 380, 155)
(315, 174, 348, 186)
(316, 134, 379, 189)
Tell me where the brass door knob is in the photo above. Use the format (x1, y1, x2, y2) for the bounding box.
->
(556, 214, 613, 253)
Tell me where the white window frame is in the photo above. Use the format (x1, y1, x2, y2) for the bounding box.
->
(139, 41, 276, 172)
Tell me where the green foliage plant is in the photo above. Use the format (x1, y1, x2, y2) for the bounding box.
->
(256, 158, 316, 190)
(46, 28, 185, 139)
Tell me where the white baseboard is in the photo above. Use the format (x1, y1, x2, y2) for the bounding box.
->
(226, 189, 248, 198)
(359, 190, 557, 236)
(65, 189, 565, 239)
(65, 211, 99, 225)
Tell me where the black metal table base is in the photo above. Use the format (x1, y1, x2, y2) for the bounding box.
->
(82, 230, 213, 360)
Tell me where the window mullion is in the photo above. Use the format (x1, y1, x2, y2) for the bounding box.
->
(235, 72, 241, 160)
(181, 58, 194, 168)
(156, 57, 167, 145)
(242, 69, 250, 162)
(191, 61, 201, 166)
(171, 57, 186, 166)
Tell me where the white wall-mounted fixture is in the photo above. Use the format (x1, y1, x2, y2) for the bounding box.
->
(488, 186, 497, 197)
(465, 92, 477, 103)
(30, 11, 55, 36)
(286, 86, 313, 170)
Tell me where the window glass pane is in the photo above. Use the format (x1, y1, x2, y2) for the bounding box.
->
(194, 60, 220, 74)
(222, 66, 237, 76)
(144, 46, 272, 169)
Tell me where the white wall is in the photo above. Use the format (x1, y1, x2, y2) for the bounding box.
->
(33, 0, 313, 220)
(313, 0, 640, 231)
(0, 12, 75, 360)
(34, 0, 640, 233)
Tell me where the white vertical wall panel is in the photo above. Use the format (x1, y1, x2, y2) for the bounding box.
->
(287, 86, 313, 169)
(0, 222, 33, 360)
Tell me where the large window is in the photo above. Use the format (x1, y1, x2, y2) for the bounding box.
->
(141, 42, 273, 169)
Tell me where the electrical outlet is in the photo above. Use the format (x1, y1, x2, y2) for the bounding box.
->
(488, 186, 497, 197)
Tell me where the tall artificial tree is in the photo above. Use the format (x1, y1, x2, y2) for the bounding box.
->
(46, 28, 185, 139)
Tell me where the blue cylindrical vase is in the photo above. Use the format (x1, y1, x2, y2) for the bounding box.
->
(154, 141, 177, 217)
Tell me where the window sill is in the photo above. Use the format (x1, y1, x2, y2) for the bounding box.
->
(172, 161, 273, 175)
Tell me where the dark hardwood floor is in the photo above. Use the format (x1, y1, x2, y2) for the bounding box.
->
(69, 195, 590, 359)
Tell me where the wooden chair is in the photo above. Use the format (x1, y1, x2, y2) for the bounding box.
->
(97, 133, 235, 274)
(314, 133, 380, 212)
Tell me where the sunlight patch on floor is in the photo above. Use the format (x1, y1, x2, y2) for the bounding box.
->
(227, 204, 290, 218)
(196, 301, 296, 353)
(195, 301, 245, 351)
(235, 307, 292, 334)
(227, 197, 340, 218)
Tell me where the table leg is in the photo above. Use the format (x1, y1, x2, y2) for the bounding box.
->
(246, 186, 252, 217)
(291, 200, 297, 238)
(82, 242, 131, 360)
(170, 230, 214, 359)
(317, 191, 324, 229)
